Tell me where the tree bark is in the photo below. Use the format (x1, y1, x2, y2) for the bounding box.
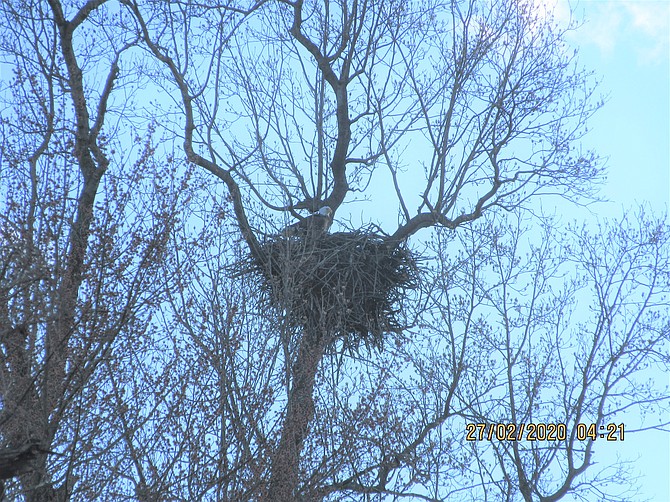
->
(267, 327, 326, 501)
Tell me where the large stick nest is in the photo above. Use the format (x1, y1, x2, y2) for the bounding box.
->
(249, 229, 420, 352)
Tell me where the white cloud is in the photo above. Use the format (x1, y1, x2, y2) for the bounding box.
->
(568, 0, 670, 64)
(580, 4, 623, 56)
(624, 1, 670, 63)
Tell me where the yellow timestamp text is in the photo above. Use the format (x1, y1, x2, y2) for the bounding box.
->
(465, 422, 625, 441)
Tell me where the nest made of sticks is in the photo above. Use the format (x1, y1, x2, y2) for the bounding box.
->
(250, 229, 419, 352)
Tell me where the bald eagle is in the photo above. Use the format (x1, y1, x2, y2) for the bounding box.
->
(282, 206, 333, 237)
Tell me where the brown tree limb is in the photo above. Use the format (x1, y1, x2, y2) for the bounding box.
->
(266, 327, 327, 501)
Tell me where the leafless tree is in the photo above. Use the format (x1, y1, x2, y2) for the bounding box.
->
(123, 0, 608, 499)
(2, 0, 667, 501)
(400, 209, 670, 501)
(137, 206, 669, 502)
(0, 0, 182, 499)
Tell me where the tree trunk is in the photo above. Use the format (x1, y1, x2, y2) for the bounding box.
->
(267, 327, 326, 501)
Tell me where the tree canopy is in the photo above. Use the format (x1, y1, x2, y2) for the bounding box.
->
(0, 0, 667, 501)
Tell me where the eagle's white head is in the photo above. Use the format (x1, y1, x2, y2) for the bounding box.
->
(317, 206, 333, 217)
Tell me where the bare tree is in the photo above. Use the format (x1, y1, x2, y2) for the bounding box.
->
(0, 1, 181, 499)
(136, 206, 669, 501)
(123, 0, 606, 499)
(402, 209, 670, 501)
(2, 0, 667, 501)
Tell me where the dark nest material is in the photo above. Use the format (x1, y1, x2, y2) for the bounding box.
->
(250, 229, 420, 352)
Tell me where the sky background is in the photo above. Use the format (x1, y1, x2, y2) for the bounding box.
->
(558, 0, 669, 215)
(327, 1, 669, 497)
(1, 0, 666, 498)
(542, 1, 669, 499)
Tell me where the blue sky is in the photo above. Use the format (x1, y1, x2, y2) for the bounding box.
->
(2, 0, 665, 498)
(549, 1, 669, 499)
(334, 2, 669, 496)
(558, 0, 669, 213)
